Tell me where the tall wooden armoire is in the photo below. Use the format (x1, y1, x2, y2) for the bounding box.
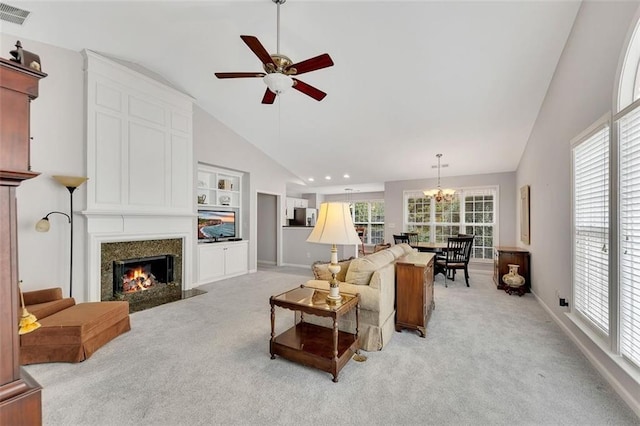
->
(0, 57, 46, 424)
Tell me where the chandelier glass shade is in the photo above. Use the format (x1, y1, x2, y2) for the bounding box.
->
(424, 154, 455, 202)
(263, 72, 293, 94)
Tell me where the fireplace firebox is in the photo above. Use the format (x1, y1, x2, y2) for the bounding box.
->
(113, 255, 175, 295)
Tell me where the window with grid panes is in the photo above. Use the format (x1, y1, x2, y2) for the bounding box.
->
(434, 196, 461, 242)
(352, 201, 385, 244)
(404, 189, 496, 259)
(406, 193, 432, 242)
(464, 193, 495, 259)
(571, 123, 610, 336)
(618, 103, 640, 368)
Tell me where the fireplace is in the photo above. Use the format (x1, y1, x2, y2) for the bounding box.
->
(101, 238, 183, 312)
(113, 254, 175, 295)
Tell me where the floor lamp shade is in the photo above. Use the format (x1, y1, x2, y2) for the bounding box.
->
(306, 202, 361, 303)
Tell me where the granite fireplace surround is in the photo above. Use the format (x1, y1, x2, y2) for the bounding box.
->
(101, 238, 183, 312)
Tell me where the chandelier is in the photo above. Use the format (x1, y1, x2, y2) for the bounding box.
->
(423, 154, 455, 202)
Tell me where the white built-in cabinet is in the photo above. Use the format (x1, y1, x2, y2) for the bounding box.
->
(197, 240, 248, 284)
(285, 197, 309, 219)
(196, 163, 248, 284)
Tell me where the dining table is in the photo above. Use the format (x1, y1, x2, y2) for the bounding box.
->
(410, 241, 448, 253)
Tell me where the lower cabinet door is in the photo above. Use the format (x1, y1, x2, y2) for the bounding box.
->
(198, 245, 225, 283)
(225, 243, 248, 276)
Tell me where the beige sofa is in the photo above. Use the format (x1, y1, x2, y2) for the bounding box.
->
(305, 243, 414, 351)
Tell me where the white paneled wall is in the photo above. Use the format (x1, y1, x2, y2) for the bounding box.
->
(85, 50, 193, 213)
(83, 50, 195, 301)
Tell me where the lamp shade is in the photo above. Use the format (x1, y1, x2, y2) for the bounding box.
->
(307, 202, 361, 245)
(35, 218, 50, 232)
(53, 175, 88, 188)
(263, 73, 293, 94)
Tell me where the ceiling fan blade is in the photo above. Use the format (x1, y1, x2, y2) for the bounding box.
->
(287, 54, 334, 75)
(215, 72, 265, 79)
(292, 78, 327, 101)
(240, 35, 275, 67)
(262, 88, 276, 104)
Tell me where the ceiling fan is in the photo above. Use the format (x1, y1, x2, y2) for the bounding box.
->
(215, 0, 334, 104)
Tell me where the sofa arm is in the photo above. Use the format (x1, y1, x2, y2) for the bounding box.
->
(304, 279, 384, 313)
(23, 287, 63, 305)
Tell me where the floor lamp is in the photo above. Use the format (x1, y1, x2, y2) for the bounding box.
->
(35, 175, 88, 298)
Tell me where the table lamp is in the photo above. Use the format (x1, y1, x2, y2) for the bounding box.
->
(306, 202, 361, 303)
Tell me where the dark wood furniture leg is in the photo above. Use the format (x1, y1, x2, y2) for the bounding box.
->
(270, 301, 275, 359)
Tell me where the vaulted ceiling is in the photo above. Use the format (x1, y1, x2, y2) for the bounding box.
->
(3, 0, 581, 194)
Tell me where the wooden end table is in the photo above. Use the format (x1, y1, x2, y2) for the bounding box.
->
(270, 286, 361, 382)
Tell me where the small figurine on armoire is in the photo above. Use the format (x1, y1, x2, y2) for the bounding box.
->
(9, 40, 42, 71)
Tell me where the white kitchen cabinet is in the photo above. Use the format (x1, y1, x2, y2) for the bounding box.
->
(198, 240, 248, 284)
(285, 197, 308, 219)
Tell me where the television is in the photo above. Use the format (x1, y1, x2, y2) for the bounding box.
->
(198, 210, 237, 241)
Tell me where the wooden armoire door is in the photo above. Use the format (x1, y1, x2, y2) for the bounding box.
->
(0, 57, 46, 425)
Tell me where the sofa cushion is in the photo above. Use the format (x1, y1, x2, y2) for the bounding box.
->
(27, 298, 76, 320)
(399, 243, 414, 254)
(388, 245, 407, 258)
(311, 258, 353, 282)
(345, 250, 395, 285)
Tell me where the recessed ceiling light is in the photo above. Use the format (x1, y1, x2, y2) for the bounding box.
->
(343, 174, 350, 178)
(325, 176, 331, 180)
(308, 177, 314, 182)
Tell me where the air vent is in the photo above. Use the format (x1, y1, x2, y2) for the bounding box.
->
(0, 3, 30, 25)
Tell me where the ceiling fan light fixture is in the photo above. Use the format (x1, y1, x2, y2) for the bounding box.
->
(263, 73, 293, 94)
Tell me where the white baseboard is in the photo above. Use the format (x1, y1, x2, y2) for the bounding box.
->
(532, 290, 640, 417)
(280, 262, 312, 269)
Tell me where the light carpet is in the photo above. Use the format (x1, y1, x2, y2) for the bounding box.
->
(25, 266, 638, 425)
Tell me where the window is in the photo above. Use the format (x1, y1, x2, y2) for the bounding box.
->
(571, 122, 610, 336)
(405, 188, 497, 260)
(465, 194, 496, 260)
(618, 103, 640, 368)
(352, 201, 384, 244)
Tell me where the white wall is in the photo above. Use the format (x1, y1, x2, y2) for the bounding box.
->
(192, 105, 299, 272)
(2, 35, 87, 297)
(517, 1, 640, 413)
(384, 172, 517, 246)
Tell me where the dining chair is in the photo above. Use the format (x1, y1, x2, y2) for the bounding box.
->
(393, 234, 410, 245)
(402, 232, 419, 246)
(355, 227, 367, 255)
(373, 243, 391, 252)
(435, 236, 474, 287)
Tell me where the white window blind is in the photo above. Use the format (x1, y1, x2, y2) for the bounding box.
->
(619, 104, 640, 367)
(572, 125, 609, 335)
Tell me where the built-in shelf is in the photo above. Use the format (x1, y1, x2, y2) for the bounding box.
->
(197, 165, 241, 208)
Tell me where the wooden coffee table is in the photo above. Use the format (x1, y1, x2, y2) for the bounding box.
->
(270, 286, 361, 382)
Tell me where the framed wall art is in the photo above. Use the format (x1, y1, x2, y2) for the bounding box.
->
(520, 185, 530, 245)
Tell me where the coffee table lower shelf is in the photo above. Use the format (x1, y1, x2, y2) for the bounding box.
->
(271, 322, 358, 382)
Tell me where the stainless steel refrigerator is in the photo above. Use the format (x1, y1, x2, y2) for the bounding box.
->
(293, 208, 317, 226)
